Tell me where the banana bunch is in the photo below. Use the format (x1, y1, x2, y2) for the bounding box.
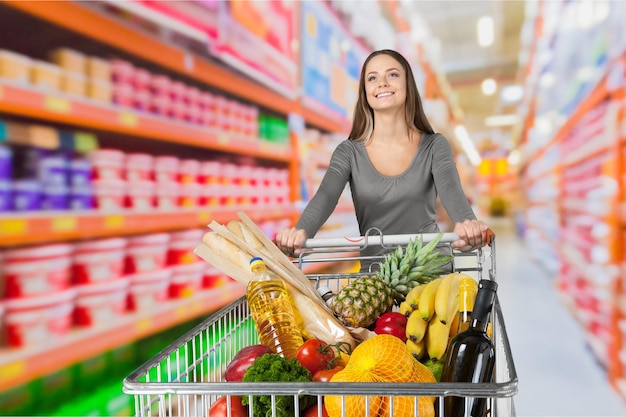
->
(403, 272, 477, 363)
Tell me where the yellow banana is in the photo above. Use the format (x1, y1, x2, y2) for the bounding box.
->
(406, 338, 426, 361)
(406, 309, 428, 344)
(399, 300, 414, 318)
(448, 310, 461, 338)
(418, 277, 443, 321)
(426, 313, 452, 361)
(405, 284, 427, 311)
(435, 273, 462, 325)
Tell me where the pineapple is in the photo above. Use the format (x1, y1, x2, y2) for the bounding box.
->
(329, 233, 452, 328)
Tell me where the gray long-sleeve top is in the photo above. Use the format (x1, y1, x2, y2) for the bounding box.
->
(296, 132, 476, 268)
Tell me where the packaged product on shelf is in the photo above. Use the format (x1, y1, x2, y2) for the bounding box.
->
(125, 153, 154, 181)
(92, 179, 126, 210)
(153, 155, 180, 183)
(41, 183, 69, 211)
(126, 269, 171, 312)
(30, 60, 62, 91)
(202, 264, 227, 288)
(38, 154, 69, 186)
(149, 94, 171, 117)
(168, 262, 204, 298)
(149, 74, 171, 97)
(0, 144, 12, 180)
(179, 158, 200, 184)
(169, 80, 185, 101)
(131, 67, 151, 92)
(3, 243, 73, 298)
(0, 49, 32, 83)
(73, 237, 127, 284)
(73, 278, 129, 327)
(179, 182, 201, 207)
(86, 78, 112, 103)
(11, 179, 41, 211)
(110, 59, 134, 85)
(0, 180, 10, 212)
(49, 47, 86, 74)
(198, 160, 222, 184)
(125, 233, 170, 273)
(87, 149, 125, 180)
(154, 180, 179, 210)
(3, 288, 75, 347)
(68, 184, 94, 210)
(68, 158, 91, 186)
(59, 71, 87, 97)
(85, 56, 111, 82)
(112, 83, 134, 107)
(167, 229, 204, 265)
(133, 90, 151, 112)
(125, 180, 156, 211)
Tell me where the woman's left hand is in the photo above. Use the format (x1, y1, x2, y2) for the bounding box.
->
(452, 219, 489, 251)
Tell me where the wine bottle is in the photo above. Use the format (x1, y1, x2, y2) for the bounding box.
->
(440, 279, 498, 417)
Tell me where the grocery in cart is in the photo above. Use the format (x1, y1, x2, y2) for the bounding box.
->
(123, 212, 518, 417)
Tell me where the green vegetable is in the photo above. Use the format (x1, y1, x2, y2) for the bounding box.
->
(242, 353, 315, 417)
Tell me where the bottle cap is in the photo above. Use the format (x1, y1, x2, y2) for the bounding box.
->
(249, 257, 264, 270)
(317, 286, 333, 299)
(478, 279, 498, 292)
(249, 256, 263, 265)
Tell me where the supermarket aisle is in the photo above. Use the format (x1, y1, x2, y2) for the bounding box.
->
(490, 217, 626, 416)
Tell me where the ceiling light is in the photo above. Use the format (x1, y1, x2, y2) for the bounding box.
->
(485, 114, 520, 127)
(477, 16, 494, 47)
(454, 125, 482, 166)
(481, 78, 497, 96)
(501, 85, 524, 103)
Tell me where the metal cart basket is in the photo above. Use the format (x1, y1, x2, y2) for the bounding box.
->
(123, 231, 518, 417)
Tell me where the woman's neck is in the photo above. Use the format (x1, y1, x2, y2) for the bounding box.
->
(372, 113, 413, 144)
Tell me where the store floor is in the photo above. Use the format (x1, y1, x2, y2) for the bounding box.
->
(489, 217, 626, 416)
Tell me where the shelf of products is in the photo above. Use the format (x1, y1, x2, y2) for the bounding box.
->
(0, 207, 299, 246)
(0, 281, 245, 391)
(517, 0, 626, 400)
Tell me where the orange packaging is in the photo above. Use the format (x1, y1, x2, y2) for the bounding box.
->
(0, 49, 32, 82)
(60, 71, 87, 96)
(30, 60, 62, 91)
(86, 56, 111, 81)
(87, 79, 112, 103)
(50, 47, 86, 74)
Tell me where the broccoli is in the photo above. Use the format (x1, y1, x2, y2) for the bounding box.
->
(242, 353, 315, 417)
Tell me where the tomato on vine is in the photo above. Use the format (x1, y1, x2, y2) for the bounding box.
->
(295, 339, 335, 375)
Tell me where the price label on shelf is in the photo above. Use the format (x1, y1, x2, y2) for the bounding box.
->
(44, 96, 71, 113)
(217, 134, 230, 145)
(0, 219, 27, 237)
(135, 318, 153, 334)
(119, 112, 138, 127)
(104, 215, 125, 229)
(197, 211, 211, 224)
(51, 216, 77, 233)
(0, 360, 25, 387)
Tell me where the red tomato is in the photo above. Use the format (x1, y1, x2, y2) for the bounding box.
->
(374, 322, 407, 342)
(303, 403, 330, 417)
(295, 339, 335, 376)
(377, 311, 408, 328)
(208, 396, 247, 417)
(312, 366, 344, 382)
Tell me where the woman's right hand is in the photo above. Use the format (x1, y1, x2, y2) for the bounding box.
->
(274, 227, 308, 257)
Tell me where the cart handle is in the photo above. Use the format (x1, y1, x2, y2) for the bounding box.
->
(301, 228, 495, 249)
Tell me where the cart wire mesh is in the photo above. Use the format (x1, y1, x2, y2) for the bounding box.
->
(123, 232, 518, 417)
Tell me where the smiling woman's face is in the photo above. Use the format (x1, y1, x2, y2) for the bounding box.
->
(364, 54, 407, 112)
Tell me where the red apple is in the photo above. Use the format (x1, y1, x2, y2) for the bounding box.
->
(225, 345, 273, 381)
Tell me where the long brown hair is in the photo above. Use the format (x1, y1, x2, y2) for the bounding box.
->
(349, 49, 434, 143)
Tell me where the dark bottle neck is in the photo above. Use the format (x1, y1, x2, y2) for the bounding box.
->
(469, 279, 498, 333)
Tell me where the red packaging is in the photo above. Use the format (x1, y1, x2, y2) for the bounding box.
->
(72, 237, 127, 284)
(74, 278, 129, 327)
(169, 262, 204, 298)
(126, 269, 171, 311)
(125, 233, 170, 273)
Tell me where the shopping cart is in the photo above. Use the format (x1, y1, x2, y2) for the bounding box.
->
(123, 230, 518, 417)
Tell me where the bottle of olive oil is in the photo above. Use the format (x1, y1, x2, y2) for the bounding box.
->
(246, 257, 303, 359)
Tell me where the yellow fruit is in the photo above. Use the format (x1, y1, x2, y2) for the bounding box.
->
(426, 314, 452, 361)
(325, 368, 384, 417)
(406, 309, 428, 343)
(405, 338, 426, 361)
(378, 360, 436, 417)
(419, 278, 443, 321)
(325, 335, 420, 417)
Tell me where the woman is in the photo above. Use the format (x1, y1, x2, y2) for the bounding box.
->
(276, 49, 488, 268)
